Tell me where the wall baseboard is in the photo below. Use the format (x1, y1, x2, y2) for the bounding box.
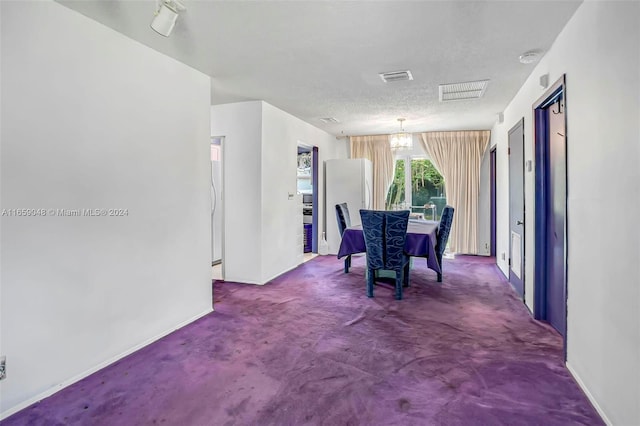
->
(222, 277, 264, 285)
(566, 361, 612, 426)
(262, 262, 301, 284)
(0, 308, 213, 421)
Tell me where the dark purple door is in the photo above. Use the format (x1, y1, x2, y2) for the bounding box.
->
(490, 148, 497, 257)
(546, 101, 567, 336)
(312, 146, 319, 253)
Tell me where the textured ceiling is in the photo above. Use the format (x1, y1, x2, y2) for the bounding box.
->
(58, 0, 582, 136)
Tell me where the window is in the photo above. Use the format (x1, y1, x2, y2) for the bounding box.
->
(410, 158, 445, 220)
(386, 159, 406, 209)
(386, 156, 446, 220)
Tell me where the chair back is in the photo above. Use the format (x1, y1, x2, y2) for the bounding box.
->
(360, 210, 410, 270)
(436, 205, 455, 257)
(335, 203, 351, 236)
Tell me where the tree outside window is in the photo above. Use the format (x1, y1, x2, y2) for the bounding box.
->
(386, 157, 446, 220)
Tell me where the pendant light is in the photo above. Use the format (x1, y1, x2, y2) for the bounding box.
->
(390, 118, 413, 151)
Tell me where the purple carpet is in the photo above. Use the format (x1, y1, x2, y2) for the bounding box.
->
(2, 255, 602, 425)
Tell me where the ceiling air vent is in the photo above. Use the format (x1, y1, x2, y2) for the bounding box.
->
(379, 70, 413, 83)
(439, 80, 489, 101)
(319, 117, 340, 124)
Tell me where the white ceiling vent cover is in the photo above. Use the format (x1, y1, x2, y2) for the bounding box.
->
(379, 70, 413, 83)
(439, 80, 489, 101)
(319, 117, 340, 124)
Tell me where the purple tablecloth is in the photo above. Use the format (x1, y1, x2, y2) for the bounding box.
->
(337, 219, 441, 274)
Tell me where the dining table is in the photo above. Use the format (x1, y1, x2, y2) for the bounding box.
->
(337, 218, 441, 274)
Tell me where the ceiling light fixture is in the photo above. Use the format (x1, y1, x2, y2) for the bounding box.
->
(151, 0, 186, 37)
(390, 118, 413, 151)
(519, 50, 543, 64)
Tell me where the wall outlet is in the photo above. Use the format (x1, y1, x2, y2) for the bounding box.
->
(0, 356, 6, 380)
(501, 252, 506, 261)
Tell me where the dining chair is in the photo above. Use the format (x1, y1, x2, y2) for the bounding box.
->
(435, 205, 455, 282)
(359, 209, 410, 300)
(335, 203, 352, 273)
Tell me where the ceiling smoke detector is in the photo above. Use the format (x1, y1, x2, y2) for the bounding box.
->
(379, 70, 413, 83)
(519, 50, 543, 64)
(439, 80, 489, 102)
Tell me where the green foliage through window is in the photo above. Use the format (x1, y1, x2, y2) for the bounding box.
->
(410, 159, 444, 206)
(386, 159, 446, 219)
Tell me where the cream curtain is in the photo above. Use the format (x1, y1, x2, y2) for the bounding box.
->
(350, 135, 395, 210)
(419, 131, 490, 254)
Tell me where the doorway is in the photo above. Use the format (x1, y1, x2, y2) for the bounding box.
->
(534, 76, 568, 342)
(211, 136, 224, 281)
(508, 119, 525, 301)
(297, 144, 318, 259)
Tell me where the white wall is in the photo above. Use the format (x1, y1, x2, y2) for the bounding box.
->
(211, 101, 348, 284)
(210, 101, 264, 284)
(492, 2, 640, 424)
(0, 1, 212, 417)
(261, 103, 345, 281)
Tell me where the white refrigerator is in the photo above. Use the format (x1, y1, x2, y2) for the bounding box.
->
(325, 158, 373, 255)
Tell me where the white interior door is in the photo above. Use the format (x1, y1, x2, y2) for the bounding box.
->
(508, 119, 525, 300)
(211, 138, 223, 264)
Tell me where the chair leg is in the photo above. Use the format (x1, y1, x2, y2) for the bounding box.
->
(367, 268, 375, 297)
(404, 261, 411, 287)
(344, 255, 351, 273)
(395, 270, 403, 300)
(437, 254, 443, 282)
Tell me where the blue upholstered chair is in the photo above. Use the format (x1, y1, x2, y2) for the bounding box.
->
(435, 205, 455, 282)
(359, 209, 411, 300)
(335, 203, 352, 273)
